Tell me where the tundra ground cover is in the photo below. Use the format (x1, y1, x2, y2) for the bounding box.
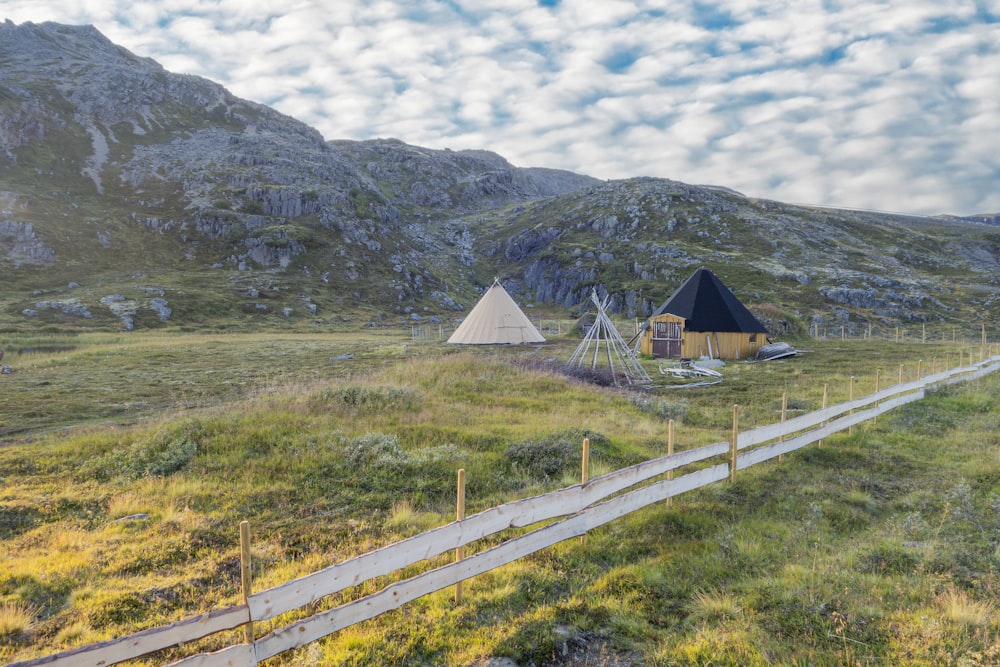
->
(0, 332, 997, 665)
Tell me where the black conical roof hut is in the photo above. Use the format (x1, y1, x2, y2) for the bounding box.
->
(652, 268, 768, 333)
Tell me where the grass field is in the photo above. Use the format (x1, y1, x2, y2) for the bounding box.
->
(0, 330, 998, 666)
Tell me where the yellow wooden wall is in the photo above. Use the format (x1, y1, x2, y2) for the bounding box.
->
(640, 314, 766, 360)
(680, 330, 764, 360)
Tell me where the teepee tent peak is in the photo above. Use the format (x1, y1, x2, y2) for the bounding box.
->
(446, 278, 545, 345)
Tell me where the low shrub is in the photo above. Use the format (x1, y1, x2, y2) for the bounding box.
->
(505, 430, 611, 481)
(81, 435, 197, 481)
(630, 395, 688, 421)
(856, 542, 920, 575)
(318, 385, 420, 413)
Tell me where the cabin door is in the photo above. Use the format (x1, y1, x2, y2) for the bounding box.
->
(651, 321, 683, 358)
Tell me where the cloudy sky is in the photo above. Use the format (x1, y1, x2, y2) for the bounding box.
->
(4, 1, 999, 216)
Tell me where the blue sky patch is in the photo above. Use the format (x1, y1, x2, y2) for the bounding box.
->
(602, 47, 642, 73)
(691, 2, 739, 31)
(822, 44, 849, 65)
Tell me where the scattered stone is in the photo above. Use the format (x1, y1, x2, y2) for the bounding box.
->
(34, 299, 92, 318)
(149, 297, 171, 321)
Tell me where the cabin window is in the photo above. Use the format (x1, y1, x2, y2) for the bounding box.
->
(749, 334, 757, 343)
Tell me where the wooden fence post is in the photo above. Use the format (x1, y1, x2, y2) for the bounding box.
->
(848, 377, 855, 435)
(239, 520, 254, 645)
(874, 369, 881, 425)
(818, 384, 828, 447)
(581, 439, 590, 544)
(778, 392, 788, 462)
(730, 405, 739, 482)
(898, 363, 904, 385)
(455, 469, 466, 603)
(666, 421, 674, 507)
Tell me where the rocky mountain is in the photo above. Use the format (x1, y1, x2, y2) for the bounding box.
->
(2, 20, 998, 334)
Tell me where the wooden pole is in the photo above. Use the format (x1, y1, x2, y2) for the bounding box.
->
(917, 359, 922, 379)
(455, 469, 466, 603)
(581, 439, 590, 544)
(874, 369, 881, 425)
(730, 405, 739, 482)
(922, 323, 926, 344)
(239, 520, 253, 644)
(666, 420, 674, 507)
(778, 392, 788, 462)
(818, 384, 828, 447)
(898, 363, 904, 385)
(848, 377, 855, 435)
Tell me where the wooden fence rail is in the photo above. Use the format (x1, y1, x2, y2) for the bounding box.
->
(9, 355, 1000, 667)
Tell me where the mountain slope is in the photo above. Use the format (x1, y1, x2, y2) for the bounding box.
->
(1, 21, 998, 334)
(474, 178, 1000, 330)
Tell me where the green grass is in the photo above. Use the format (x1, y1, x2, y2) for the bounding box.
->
(0, 334, 998, 665)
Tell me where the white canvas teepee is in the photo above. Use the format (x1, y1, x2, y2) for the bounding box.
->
(446, 279, 546, 345)
(568, 290, 652, 387)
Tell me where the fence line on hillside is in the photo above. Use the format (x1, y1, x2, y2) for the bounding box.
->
(415, 319, 998, 350)
(9, 355, 1000, 667)
(810, 322, 996, 345)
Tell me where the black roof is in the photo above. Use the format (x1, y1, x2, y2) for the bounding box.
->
(650, 268, 768, 333)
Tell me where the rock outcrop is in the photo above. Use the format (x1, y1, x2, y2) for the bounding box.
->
(1, 20, 997, 331)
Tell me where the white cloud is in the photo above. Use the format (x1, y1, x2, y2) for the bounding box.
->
(2, 0, 999, 214)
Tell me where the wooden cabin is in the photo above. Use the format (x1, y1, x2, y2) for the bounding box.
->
(637, 268, 769, 360)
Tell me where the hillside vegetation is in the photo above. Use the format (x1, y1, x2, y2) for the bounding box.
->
(1, 332, 998, 666)
(3, 22, 999, 336)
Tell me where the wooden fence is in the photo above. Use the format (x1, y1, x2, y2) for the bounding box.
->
(811, 321, 996, 346)
(10, 355, 1000, 667)
(416, 319, 999, 350)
